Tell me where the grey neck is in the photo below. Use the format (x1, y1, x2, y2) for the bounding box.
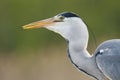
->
(67, 39, 108, 80)
(67, 22, 107, 80)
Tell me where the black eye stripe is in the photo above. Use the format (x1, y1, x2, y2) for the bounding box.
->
(54, 20, 63, 22)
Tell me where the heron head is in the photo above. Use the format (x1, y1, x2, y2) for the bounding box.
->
(23, 12, 83, 39)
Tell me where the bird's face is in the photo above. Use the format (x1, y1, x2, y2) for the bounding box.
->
(23, 12, 80, 39)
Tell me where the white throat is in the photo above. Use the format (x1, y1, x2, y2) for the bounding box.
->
(46, 18, 89, 50)
(66, 18, 90, 57)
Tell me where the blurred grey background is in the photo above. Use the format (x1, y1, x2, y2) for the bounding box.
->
(0, 0, 120, 80)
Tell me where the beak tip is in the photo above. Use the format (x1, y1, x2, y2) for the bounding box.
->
(22, 25, 33, 29)
(22, 26, 28, 29)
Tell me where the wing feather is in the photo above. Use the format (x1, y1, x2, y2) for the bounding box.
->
(95, 39, 120, 80)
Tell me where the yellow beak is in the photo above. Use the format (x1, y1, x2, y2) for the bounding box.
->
(22, 18, 55, 29)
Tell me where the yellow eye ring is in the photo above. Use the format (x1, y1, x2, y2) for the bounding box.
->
(54, 16, 65, 22)
(59, 16, 65, 20)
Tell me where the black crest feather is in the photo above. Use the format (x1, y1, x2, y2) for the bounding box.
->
(59, 12, 79, 18)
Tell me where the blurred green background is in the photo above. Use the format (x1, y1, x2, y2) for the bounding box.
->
(0, 0, 120, 80)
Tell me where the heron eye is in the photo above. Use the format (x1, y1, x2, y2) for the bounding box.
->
(59, 16, 65, 20)
(54, 16, 65, 22)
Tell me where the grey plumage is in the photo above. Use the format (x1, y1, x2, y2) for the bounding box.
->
(95, 39, 120, 80)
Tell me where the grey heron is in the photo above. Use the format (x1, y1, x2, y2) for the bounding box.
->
(23, 12, 120, 80)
